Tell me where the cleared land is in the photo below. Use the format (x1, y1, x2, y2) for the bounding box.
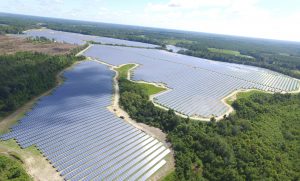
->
(0, 140, 62, 181)
(115, 64, 136, 79)
(208, 47, 253, 58)
(0, 35, 77, 55)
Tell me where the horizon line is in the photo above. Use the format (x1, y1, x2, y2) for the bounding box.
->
(1, 11, 300, 44)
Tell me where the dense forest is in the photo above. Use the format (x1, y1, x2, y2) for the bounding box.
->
(1, 13, 300, 78)
(0, 52, 84, 118)
(0, 155, 32, 180)
(119, 76, 300, 180)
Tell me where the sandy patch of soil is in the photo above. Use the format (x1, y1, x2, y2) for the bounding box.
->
(0, 140, 62, 181)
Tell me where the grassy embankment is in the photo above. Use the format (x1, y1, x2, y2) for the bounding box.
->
(0, 153, 32, 180)
(115, 64, 166, 96)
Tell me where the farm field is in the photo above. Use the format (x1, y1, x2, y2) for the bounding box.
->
(1, 61, 170, 180)
(207, 48, 254, 58)
(0, 35, 77, 55)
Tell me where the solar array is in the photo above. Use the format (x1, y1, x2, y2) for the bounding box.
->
(84, 45, 300, 118)
(1, 61, 170, 180)
(23, 29, 159, 48)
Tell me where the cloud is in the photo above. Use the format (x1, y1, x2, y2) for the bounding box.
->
(141, 0, 300, 41)
(0, 0, 299, 41)
(146, 0, 236, 11)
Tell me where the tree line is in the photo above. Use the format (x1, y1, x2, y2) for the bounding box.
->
(1, 13, 299, 79)
(0, 51, 84, 118)
(118, 76, 300, 180)
(0, 155, 32, 180)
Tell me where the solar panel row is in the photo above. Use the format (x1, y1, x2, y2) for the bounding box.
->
(22, 29, 159, 48)
(19, 29, 300, 118)
(0, 61, 169, 181)
(83, 44, 300, 118)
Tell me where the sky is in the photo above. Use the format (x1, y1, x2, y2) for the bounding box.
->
(1, 0, 300, 42)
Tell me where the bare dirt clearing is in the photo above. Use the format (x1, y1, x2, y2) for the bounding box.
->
(0, 35, 77, 55)
(0, 140, 62, 181)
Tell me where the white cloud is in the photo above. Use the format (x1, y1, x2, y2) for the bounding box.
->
(141, 0, 300, 41)
(0, 0, 299, 41)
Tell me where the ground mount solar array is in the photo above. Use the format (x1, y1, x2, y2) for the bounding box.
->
(23, 29, 159, 48)
(22, 29, 300, 118)
(15, 29, 300, 118)
(1, 61, 170, 180)
(83, 45, 300, 118)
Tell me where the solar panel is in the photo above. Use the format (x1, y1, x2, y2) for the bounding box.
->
(83, 44, 300, 118)
(0, 61, 169, 181)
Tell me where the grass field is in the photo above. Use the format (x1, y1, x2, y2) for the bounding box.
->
(226, 90, 264, 105)
(208, 47, 253, 58)
(115, 64, 166, 96)
(164, 39, 194, 45)
(115, 64, 136, 79)
(138, 82, 166, 96)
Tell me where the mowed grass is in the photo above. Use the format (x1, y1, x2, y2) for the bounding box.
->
(226, 90, 264, 105)
(208, 48, 253, 58)
(0, 139, 41, 156)
(164, 39, 194, 45)
(236, 90, 265, 99)
(115, 64, 136, 79)
(115, 64, 166, 96)
(138, 82, 166, 96)
(0, 113, 25, 135)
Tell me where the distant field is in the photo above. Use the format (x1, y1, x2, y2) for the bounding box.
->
(164, 39, 194, 47)
(0, 35, 77, 55)
(292, 70, 300, 77)
(208, 48, 253, 58)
